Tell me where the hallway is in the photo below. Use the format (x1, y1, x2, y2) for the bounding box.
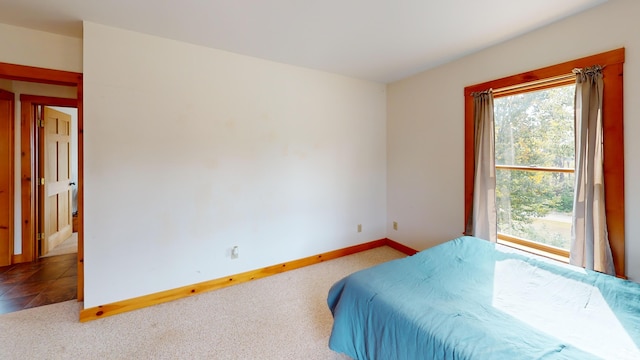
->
(0, 253, 77, 314)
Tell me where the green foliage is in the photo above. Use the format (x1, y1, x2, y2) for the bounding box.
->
(557, 181, 575, 213)
(520, 224, 568, 249)
(494, 85, 575, 247)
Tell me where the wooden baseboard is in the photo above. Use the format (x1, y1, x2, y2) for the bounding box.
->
(12, 254, 25, 264)
(80, 238, 418, 322)
(385, 238, 419, 255)
(81, 238, 401, 322)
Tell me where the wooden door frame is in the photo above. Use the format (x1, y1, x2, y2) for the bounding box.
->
(0, 89, 15, 267)
(0, 62, 84, 301)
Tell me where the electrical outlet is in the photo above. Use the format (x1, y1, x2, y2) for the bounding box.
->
(393, 221, 398, 231)
(231, 246, 239, 259)
(357, 224, 362, 233)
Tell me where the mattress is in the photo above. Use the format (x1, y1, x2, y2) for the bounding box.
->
(327, 236, 640, 359)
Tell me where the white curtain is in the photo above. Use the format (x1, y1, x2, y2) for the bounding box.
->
(466, 90, 497, 242)
(570, 66, 615, 275)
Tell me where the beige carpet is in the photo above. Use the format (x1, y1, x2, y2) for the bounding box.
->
(0, 246, 405, 359)
(42, 232, 78, 257)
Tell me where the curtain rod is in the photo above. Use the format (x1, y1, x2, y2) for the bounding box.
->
(492, 73, 576, 97)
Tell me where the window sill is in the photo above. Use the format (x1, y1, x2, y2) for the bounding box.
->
(497, 234, 569, 264)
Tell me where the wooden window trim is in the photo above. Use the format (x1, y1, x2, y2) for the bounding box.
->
(464, 48, 625, 277)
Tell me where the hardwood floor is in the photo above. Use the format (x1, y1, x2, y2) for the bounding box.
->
(0, 253, 77, 315)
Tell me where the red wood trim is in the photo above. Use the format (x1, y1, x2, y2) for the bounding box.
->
(0, 90, 14, 266)
(385, 238, 418, 256)
(464, 92, 475, 233)
(12, 254, 25, 264)
(0, 63, 81, 87)
(20, 100, 36, 262)
(0, 89, 14, 98)
(602, 62, 625, 277)
(19, 95, 77, 107)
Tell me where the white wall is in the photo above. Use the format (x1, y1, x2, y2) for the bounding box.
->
(83, 22, 387, 307)
(0, 23, 82, 72)
(387, 0, 640, 281)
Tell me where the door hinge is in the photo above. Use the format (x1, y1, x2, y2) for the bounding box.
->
(38, 118, 45, 128)
(37, 233, 44, 241)
(39, 178, 45, 185)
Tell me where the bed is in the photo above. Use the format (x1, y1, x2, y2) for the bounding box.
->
(327, 236, 640, 359)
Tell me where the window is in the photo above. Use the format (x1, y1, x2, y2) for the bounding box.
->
(495, 84, 575, 257)
(464, 49, 626, 277)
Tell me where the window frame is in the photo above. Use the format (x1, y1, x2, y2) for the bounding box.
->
(464, 48, 625, 277)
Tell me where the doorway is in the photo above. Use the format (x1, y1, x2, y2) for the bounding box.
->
(0, 62, 84, 305)
(0, 96, 80, 314)
(36, 105, 78, 258)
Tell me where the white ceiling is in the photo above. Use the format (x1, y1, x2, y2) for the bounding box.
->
(0, 0, 607, 83)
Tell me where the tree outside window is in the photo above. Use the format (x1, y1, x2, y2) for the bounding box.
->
(494, 85, 575, 249)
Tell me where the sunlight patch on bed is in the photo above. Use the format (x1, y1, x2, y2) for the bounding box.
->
(495, 244, 586, 274)
(492, 259, 639, 359)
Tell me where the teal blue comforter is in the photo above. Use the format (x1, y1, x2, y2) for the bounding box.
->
(327, 236, 640, 359)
